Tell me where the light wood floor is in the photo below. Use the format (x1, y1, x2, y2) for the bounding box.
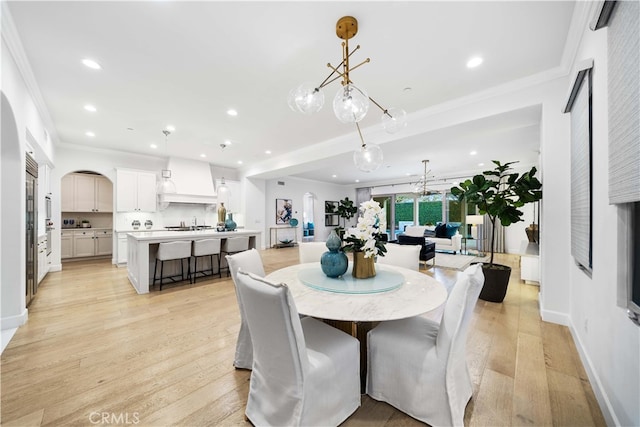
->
(1, 249, 605, 426)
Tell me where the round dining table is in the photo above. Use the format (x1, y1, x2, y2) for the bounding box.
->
(266, 262, 448, 391)
(265, 262, 448, 322)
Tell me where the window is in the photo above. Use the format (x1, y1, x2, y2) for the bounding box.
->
(564, 60, 593, 273)
(417, 194, 442, 225)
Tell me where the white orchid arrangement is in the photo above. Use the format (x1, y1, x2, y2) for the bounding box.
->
(342, 200, 387, 258)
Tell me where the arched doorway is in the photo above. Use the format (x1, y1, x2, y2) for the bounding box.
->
(1, 92, 27, 328)
(60, 171, 114, 263)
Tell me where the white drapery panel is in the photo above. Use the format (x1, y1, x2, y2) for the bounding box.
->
(607, 0, 640, 204)
(564, 62, 593, 272)
(478, 215, 505, 254)
(356, 187, 371, 207)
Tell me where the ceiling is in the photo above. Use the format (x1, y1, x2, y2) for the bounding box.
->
(6, 1, 575, 186)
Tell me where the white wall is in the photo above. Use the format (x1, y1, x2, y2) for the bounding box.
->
(1, 35, 55, 330)
(264, 176, 356, 247)
(557, 14, 640, 426)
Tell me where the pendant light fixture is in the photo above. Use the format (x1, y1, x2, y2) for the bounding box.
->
(157, 130, 176, 194)
(412, 160, 435, 196)
(288, 16, 407, 172)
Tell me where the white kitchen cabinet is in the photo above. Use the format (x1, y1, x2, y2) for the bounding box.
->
(71, 229, 113, 258)
(61, 230, 74, 259)
(95, 230, 113, 256)
(116, 169, 157, 212)
(61, 174, 74, 212)
(117, 233, 128, 265)
(74, 230, 96, 257)
(61, 173, 113, 212)
(37, 237, 48, 283)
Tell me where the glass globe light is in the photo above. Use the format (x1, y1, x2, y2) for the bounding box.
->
(291, 82, 324, 114)
(287, 88, 299, 112)
(381, 107, 407, 134)
(353, 143, 383, 172)
(333, 83, 370, 123)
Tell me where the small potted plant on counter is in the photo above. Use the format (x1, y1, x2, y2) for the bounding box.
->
(451, 160, 542, 302)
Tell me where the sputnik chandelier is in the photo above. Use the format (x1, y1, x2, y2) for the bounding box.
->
(288, 16, 407, 172)
(413, 160, 435, 196)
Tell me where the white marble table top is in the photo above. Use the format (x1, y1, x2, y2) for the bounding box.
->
(265, 263, 448, 322)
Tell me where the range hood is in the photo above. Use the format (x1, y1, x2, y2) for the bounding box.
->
(158, 158, 217, 205)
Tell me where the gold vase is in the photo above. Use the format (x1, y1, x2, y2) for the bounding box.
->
(352, 251, 376, 279)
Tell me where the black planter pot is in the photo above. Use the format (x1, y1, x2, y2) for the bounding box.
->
(479, 263, 512, 302)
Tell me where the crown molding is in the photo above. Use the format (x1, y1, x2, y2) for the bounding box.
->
(560, 1, 600, 73)
(1, 2, 60, 145)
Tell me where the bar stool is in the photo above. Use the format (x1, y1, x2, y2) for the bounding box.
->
(221, 236, 250, 277)
(153, 241, 192, 290)
(191, 238, 222, 283)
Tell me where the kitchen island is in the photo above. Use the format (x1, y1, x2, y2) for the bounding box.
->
(126, 229, 262, 294)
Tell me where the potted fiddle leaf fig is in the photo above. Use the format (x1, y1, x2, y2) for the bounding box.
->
(336, 197, 358, 232)
(450, 160, 542, 302)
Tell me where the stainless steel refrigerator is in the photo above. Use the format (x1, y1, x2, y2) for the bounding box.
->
(26, 153, 38, 306)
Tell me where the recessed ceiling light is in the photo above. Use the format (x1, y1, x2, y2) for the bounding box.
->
(227, 109, 238, 116)
(467, 56, 483, 68)
(403, 87, 412, 92)
(85, 131, 95, 137)
(200, 154, 206, 158)
(82, 59, 101, 70)
(405, 172, 411, 176)
(355, 179, 360, 183)
(237, 160, 243, 164)
(166, 125, 175, 132)
(265, 150, 272, 154)
(478, 162, 485, 166)
(84, 104, 97, 112)
(332, 174, 337, 178)
(150, 144, 157, 149)
(224, 140, 232, 146)
(470, 150, 477, 155)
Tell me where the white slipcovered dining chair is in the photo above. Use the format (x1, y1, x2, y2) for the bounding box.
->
(376, 243, 420, 271)
(236, 270, 361, 427)
(366, 264, 485, 426)
(298, 241, 327, 263)
(221, 236, 250, 276)
(225, 249, 265, 370)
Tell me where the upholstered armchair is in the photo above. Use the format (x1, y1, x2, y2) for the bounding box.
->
(396, 235, 436, 267)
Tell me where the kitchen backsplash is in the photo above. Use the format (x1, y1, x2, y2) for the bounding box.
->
(115, 204, 220, 231)
(61, 212, 113, 229)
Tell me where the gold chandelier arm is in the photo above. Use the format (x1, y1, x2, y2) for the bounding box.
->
(319, 45, 362, 89)
(320, 73, 345, 89)
(355, 122, 366, 148)
(368, 96, 392, 117)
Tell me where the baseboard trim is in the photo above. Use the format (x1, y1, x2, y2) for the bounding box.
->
(1, 309, 28, 330)
(566, 321, 620, 427)
(539, 297, 620, 425)
(538, 296, 570, 326)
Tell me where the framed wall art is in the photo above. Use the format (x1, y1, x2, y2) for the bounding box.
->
(276, 198, 293, 225)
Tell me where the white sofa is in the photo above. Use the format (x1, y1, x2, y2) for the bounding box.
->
(404, 225, 462, 254)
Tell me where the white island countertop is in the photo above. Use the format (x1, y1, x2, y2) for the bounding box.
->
(126, 229, 261, 242)
(126, 229, 262, 294)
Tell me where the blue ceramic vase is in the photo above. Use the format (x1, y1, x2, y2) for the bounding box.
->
(225, 213, 237, 231)
(320, 230, 348, 278)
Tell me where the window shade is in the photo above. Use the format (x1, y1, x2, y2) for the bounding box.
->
(565, 66, 593, 271)
(607, 0, 640, 204)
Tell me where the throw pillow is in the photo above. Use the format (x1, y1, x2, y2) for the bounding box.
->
(435, 223, 448, 238)
(446, 223, 460, 238)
